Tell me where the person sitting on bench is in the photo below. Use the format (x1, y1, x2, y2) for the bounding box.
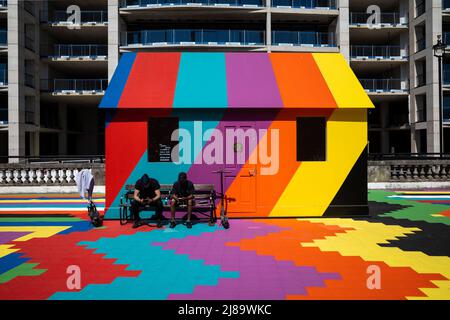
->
(170, 172, 195, 229)
(131, 174, 164, 229)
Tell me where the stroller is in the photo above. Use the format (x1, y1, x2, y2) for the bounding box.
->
(75, 169, 103, 228)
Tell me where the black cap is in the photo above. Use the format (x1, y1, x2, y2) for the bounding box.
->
(178, 172, 187, 181)
(141, 174, 150, 187)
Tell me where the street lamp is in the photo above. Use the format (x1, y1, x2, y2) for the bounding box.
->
(433, 35, 447, 157)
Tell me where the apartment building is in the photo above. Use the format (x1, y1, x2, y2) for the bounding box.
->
(0, 0, 449, 162)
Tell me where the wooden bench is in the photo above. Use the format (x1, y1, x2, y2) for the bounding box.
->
(119, 184, 216, 226)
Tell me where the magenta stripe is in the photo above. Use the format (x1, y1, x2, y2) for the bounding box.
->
(226, 53, 283, 108)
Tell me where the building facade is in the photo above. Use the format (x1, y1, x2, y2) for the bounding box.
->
(1, 0, 449, 162)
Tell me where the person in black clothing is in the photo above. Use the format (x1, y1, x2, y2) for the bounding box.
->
(131, 174, 163, 229)
(170, 172, 195, 229)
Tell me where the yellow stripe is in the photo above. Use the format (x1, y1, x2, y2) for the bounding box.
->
(313, 53, 374, 109)
(0, 226, 70, 258)
(303, 219, 450, 300)
(269, 109, 367, 217)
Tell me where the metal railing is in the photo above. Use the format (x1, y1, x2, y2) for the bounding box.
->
(416, 1, 425, 17)
(40, 10, 107, 24)
(0, 30, 7, 45)
(416, 38, 426, 52)
(120, 0, 264, 7)
(350, 45, 404, 59)
(122, 29, 265, 46)
(271, 0, 336, 9)
(52, 79, 108, 93)
(272, 31, 335, 47)
(53, 44, 108, 57)
(25, 35, 34, 51)
(25, 73, 34, 88)
(350, 12, 405, 26)
(360, 79, 405, 92)
(416, 74, 426, 87)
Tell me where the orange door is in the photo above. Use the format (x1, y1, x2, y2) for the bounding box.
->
(223, 122, 257, 214)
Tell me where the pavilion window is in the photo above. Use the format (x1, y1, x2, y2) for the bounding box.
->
(296, 117, 327, 162)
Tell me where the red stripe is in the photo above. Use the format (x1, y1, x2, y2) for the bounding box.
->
(118, 52, 181, 108)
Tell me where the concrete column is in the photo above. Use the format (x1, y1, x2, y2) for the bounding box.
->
(337, 0, 349, 61)
(426, 0, 443, 153)
(7, 0, 25, 163)
(108, 0, 120, 81)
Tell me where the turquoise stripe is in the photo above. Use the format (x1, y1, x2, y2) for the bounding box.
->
(173, 53, 228, 108)
(105, 109, 225, 219)
(99, 53, 136, 108)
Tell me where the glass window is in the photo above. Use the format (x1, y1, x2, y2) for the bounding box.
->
(296, 117, 326, 161)
(148, 117, 179, 163)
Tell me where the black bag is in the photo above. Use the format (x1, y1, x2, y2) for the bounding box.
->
(88, 201, 103, 228)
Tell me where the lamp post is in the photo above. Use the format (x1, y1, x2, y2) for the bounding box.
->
(433, 35, 447, 157)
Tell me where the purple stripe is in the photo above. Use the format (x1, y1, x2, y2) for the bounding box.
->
(186, 109, 279, 199)
(155, 220, 340, 300)
(0, 232, 30, 245)
(226, 53, 283, 108)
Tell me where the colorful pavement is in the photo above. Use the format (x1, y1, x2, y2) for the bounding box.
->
(0, 191, 449, 300)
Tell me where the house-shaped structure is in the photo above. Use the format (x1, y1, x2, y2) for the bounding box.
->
(100, 52, 374, 219)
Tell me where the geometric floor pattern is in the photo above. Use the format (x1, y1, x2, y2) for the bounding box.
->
(0, 191, 449, 300)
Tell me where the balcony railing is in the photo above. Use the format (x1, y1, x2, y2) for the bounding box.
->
(271, 0, 336, 9)
(350, 45, 405, 59)
(120, 0, 263, 7)
(416, 38, 426, 52)
(360, 79, 406, 93)
(350, 12, 405, 26)
(52, 44, 108, 58)
(50, 79, 108, 93)
(272, 31, 335, 47)
(0, 30, 7, 46)
(416, 1, 425, 17)
(40, 10, 107, 24)
(122, 29, 265, 46)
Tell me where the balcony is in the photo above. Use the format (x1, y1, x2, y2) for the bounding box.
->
(40, 10, 108, 25)
(272, 31, 335, 47)
(350, 12, 407, 27)
(51, 44, 108, 60)
(120, 0, 264, 8)
(43, 79, 108, 95)
(271, 0, 336, 9)
(121, 29, 265, 47)
(350, 45, 407, 61)
(360, 79, 407, 94)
